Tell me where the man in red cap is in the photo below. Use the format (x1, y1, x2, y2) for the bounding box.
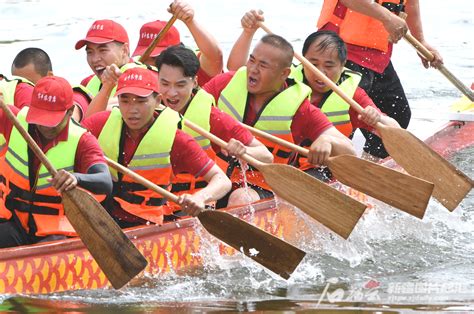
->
(0, 76, 112, 248)
(75, 19, 146, 99)
(82, 67, 231, 227)
(132, 0, 223, 86)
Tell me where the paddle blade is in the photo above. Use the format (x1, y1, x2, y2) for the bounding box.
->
(62, 188, 147, 289)
(259, 163, 366, 239)
(198, 211, 306, 279)
(328, 155, 434, 219)
(378, 125, 473, 211)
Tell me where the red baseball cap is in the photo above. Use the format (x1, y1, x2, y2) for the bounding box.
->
(75, 19, 130, 50)
(115, 67, 159, 97)
(26, 76, 74, 127)
(132, 20, 181, 57)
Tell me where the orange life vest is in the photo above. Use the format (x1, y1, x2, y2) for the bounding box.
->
(317, 0, 407, 53)
(0, 108, 85, 236)
(98, 107, 181, 225)
(0, 170, 11, 220)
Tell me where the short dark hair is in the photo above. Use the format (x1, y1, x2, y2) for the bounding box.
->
(260, 34, 294, 68)
(11, 47, 53, 77)
(302, 31, 347, 64)
(155, 45, 200, 77)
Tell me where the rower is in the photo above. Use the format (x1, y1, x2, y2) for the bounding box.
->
(1, 48, 91, 122)
(75, 19, 156, 117)
(82, 67, 231, 227)
(155, 45, 272, 208)
(203, 34, 355, 206)
(0, 76, 112, 248)
(132, 0, 223, 86)
(317, 0, 443, 161)
(289, 30, 401, 169)
(0, 48, 49, 109)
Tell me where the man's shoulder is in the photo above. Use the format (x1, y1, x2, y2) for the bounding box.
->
(80, 74, 95, 86)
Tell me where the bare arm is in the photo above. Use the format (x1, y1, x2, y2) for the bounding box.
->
(339, 0, 408, 43)
(177, 164, 231, 216)
(169, 0, 223, 77)
(404, 0, 443, 68)
(84, 64, 121, 118)
(223, 137, 273, 164)
(227, 9, 264, 71)
(194, 164, 232, 203)
(245, 138, 273, 163)
(308, 127, 356, 165)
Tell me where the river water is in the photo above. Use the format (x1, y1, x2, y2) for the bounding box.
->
(0, 0, 473, 312)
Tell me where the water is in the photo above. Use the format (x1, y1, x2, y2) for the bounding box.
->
(1, 0, 473, 312)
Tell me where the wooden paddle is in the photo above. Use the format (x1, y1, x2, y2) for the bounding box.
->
(403, 33, 474, 101)
(0, 101, 147, 289)
(139, 14, 178, 63)
(104, 157, 305, 280)
(258, 23, 473, 211)
(241, 123, 434, 219)
(397, 13, 474, 102)
(182, 119, 366, 239)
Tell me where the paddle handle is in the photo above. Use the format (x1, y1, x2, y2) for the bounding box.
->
(182, 119, 263, 167)
(0, 101, 58, 176)
(403, 33, 474, 101)
(105, 157, 181, 204)
(240, 123, 309, 156)
(139, 14, 178, 63)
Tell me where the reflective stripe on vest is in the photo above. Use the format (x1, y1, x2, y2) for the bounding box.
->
(86, 62, 155, 97)
(317, 0, 407, 53)
(0, 75, 34, 105)
(217, 66, 311, 189)
(98, 107, 180, 224)
(321, 69, 361, 137)
(0, 107, 84, 236)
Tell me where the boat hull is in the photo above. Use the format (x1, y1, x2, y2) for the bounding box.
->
(0, 120, 472, 295)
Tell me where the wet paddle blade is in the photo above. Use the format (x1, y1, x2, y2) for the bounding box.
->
(62, 188, 148, 289)
(198, 211, 306, 279)
(259, 163, 366, 239)
(378, 125, 473, 211)
(328, 155, 434, 219)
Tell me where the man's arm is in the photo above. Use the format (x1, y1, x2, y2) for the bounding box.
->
(171, 130, 232, 216)
(84, 65, 121, 118)
(227, 9, 264, 71)
(56, 131, 113, 194)
(294, 100, 355, 165)
(339, 0, 408, 43)
(169, 0, 223, 77)
(210, 107, 274, 163)
(308, 127, 356, 165)
(74, 163, 113, 195)
(404, 0, 443, 68)
(49, 163, 112, 195)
